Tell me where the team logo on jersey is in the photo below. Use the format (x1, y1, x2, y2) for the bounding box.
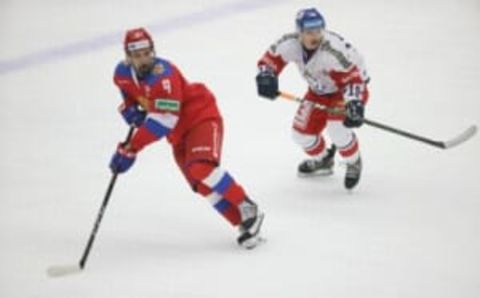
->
(153, 64, 165, 75)
(155, 99, 180, 112)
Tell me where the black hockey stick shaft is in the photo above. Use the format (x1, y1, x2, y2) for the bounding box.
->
(278, 91, 449, 149)
(79, 127, 135, 269)
(362, 118, 445, 148)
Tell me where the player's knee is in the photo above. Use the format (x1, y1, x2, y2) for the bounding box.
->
(327, 121, 355, 148)
(292, 129, 318, 149)
(331, 133, 354, 148)
(186, 161, 217, 183)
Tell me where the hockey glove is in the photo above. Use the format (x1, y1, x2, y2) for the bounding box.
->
(343, 100, 364, 128)
(256, 68, 279, 100)
(110, 143, 136, 173)
(120, 104, 146, 127)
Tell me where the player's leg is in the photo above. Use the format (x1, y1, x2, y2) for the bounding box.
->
(172, 139, 248, 231)
(292, 98, 335, 176)
(173, 127, 242, 226)
(328, 84, 369, 189)
(326, 120, 362, 189)
(181, 120, 264, 248)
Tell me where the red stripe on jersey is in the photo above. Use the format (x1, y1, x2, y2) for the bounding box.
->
(258, 52, 287, 75)
(329, 66, 364, 88)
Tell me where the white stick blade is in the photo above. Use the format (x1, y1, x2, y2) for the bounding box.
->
(444, 125, 478, 149)
(47, 264, 82, 278)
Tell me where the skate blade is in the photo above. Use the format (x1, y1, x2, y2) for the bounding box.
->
(238, 213, 265, 249)
(298, 169, 334, 178)
(240, 235, 266, 250)
(344, 178, 360, 192)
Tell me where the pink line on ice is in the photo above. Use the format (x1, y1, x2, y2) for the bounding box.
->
(0, 0, 282, 76)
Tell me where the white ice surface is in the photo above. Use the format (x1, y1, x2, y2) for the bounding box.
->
(0, 0, 479, 297)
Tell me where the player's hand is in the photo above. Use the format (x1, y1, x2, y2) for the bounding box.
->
(110, 143, 136, 174)
(256, 68, 279, 100)
(120, 104, 146, 127)
(343, 100, 364, 128)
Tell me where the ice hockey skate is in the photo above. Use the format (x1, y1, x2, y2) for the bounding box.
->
(298, 145, 336, 177)
(344, 156, 362, 190)
(237, 198, 265, 249)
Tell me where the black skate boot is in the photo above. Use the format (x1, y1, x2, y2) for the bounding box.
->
(237, 198, 265, 249)
(345, 157, 362, 190)
(298, 145, 336, 177)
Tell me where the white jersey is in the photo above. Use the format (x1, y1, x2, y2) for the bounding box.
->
(263, 30, 369, 96)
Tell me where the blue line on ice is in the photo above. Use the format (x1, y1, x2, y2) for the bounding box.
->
(0, 0, 282, 76)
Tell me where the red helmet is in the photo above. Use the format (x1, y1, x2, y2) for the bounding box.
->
(124, 28, 154, 53)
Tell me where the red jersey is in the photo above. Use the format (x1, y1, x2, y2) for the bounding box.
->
(113, 57, 222, 152)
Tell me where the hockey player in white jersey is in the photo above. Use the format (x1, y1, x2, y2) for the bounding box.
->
(256, 8, 370, 190)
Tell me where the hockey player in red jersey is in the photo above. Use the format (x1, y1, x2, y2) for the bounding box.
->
(110, 28, 264, 248)
(256, 8, 370, 190)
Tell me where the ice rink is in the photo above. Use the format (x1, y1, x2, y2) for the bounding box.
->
(1, 0, 479, 297)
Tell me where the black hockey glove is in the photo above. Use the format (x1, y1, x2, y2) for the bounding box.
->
(343, 100, 365, 128)
(256, 68, 279, 100)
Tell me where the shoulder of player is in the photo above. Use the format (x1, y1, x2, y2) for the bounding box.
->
(114, 60, 132, 78)
(269, 32, 301, 54)
(150, 57, 179, 78)
(319, 31, 355, 70)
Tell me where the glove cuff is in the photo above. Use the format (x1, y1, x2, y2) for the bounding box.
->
(258, 64, 276, 74)
(117, 143, 137, 157)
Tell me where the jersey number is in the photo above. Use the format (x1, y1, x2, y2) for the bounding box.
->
(343, 83, 364, 101)
(162, 79, 172, 94)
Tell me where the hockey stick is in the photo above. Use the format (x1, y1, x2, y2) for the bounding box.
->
(47, 127, 135, 278)
(279, 91, 477, 149)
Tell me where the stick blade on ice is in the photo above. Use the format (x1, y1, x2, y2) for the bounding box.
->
(46, 264, 82, 278)
(443, 125, 477, 149)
